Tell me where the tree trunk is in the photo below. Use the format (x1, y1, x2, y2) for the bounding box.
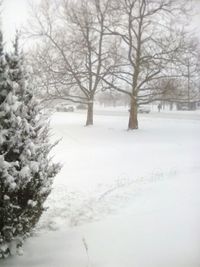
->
(128, 99, 138, 130)
(86, 101, 94, 126)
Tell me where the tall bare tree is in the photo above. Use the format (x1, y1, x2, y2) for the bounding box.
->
(28, 0, 114, 126)
(176, 38, 200, 109)
(99, 0, 190, 129)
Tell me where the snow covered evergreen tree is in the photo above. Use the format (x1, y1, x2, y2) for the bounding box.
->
(0, 32, 60, 258)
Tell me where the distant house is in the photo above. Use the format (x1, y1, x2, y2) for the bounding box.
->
(176, 101, 199, 111)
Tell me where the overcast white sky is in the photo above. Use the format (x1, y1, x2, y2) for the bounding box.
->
(2, 0, 29, 44)
(1, 0, 200, 47)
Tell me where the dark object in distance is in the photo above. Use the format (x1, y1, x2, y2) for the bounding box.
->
(76, 104, 87, 110)
(56, 105, 74, 112)
(138, 105, 151, 114)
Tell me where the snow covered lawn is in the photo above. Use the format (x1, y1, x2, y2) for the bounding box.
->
(2, 112, 200, 267)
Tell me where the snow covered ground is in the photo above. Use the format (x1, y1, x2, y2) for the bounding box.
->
(2, 111, 200, 267)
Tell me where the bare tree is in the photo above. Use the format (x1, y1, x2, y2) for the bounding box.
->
(27, 0, 114, 126)
(27, 0, 196, 129)
(99, 0, 190, 129)
(142, 37, 200, 110)
(176, 38, 200, 109)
